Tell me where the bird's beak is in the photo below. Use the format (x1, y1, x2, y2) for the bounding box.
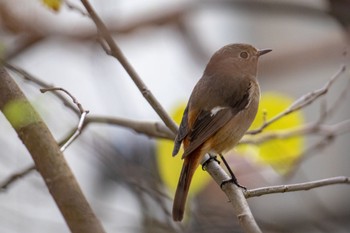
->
(257, 48, 272, 57)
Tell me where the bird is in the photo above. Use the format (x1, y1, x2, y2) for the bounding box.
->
(172, 43, 272, 221)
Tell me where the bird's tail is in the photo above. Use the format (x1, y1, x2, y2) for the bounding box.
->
(172, 149, 202, 221)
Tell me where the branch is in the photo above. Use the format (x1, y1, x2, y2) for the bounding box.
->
(0, 67, 106, 233)
(202, 155, 262, 233)
(318, 72, 350, 123)
(64, 0, 89, 17)
(0, 114, 90, 191)
(247, 65, 346, 135)
(2, 62, 79, 115)
(4, 35, 44, 60)
(0, 165, 35, 190)
(0, 114, 174, 190)
(40, 87, 90, 152)
(286, 134, 337, 178)
(0, 85, 175, 191)
(245, 176, 350, 198)
(4, 62, 175, 140)
(76, 4, 260, 231)
(84, 115, 174, 140)
(79, 0, 178, 134)
(240, 119, 350, 145)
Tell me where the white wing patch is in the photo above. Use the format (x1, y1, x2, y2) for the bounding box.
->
(210, 106, 227, 116)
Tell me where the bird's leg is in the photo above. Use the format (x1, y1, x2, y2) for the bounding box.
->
(202, 153, 220, 171)
(219, 154, 246, 190)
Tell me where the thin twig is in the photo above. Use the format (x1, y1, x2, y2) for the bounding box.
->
(240, 119, 350, 145)
(40, 87, 87, 114)
(0, 134, 71, 191)
(2, 62, 79, 115)
(0, 165, 36, 191)
(60, 111, 88, 152)
(0, 87, 92, 190)
(245, 176, 350, 198)
(79, 0, 178, 134)
(84, 115, 175, 140)
(318, 76, 350, 123)
(286, 134, 336, 178)
(64, 0, 89, 17)
(247, 65, 346, 135)
(0, 66, 106, 233)
(5, 63, 175, 141)
(4, 35, 44, 60)
(40, 87, 90, 152)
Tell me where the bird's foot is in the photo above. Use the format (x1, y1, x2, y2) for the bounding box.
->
(202, 154, 220, 171)
(220, 177, 247, 190)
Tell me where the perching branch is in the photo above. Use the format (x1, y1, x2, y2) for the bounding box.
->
(77, 1, 261, 231)
(0, 66, 106, 233)
(79, 0, 178, 134)
(245, 176, 350, 198)
(202, 155, 262, 233)
(74, 2, 349, 232)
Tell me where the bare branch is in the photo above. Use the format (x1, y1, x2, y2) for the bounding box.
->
(40, 87, 90, 152)
(245, 176, 350, 198)
(40, 87, 87, 114)
(79, 0, 178, 134)
(247, 65, 346, 135)
(60, 111, 88, 152)
(286, 134, 336, 178)
(85, 115, 175, 140)
(318, 76, 350, 123)
(202, 155, 262, 233)
(5, 63, 175, 141)
(0, 86, 174, 191)
(64, 0, 89, 17)
(0, 66, 106, 233)
(0, 165, 35, 191)
(2, 62, 79, 115)
(4, 35, 44, 60)
(0, 126, 78, 191)
(240, 119, 350, 145)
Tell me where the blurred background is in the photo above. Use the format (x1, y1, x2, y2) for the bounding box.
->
(0, 0, 350, 232)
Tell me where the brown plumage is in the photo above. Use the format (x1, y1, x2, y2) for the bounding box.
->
(172, 43, 271, 221)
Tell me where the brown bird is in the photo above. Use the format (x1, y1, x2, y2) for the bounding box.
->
(172, 43, 271, 221)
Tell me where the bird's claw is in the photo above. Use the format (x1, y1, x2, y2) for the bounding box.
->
(220, 178, 247, 190)
(202, 154, 220, 171)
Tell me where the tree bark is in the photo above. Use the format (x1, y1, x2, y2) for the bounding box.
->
(0, 66, 106, 233)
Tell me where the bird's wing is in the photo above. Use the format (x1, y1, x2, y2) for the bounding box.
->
(172, 105, 189, 156)
(181, 108, 233, 158)
(182, 81, 253, 158)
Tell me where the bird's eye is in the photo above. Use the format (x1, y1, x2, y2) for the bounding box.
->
(240, 51, 249, 59)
